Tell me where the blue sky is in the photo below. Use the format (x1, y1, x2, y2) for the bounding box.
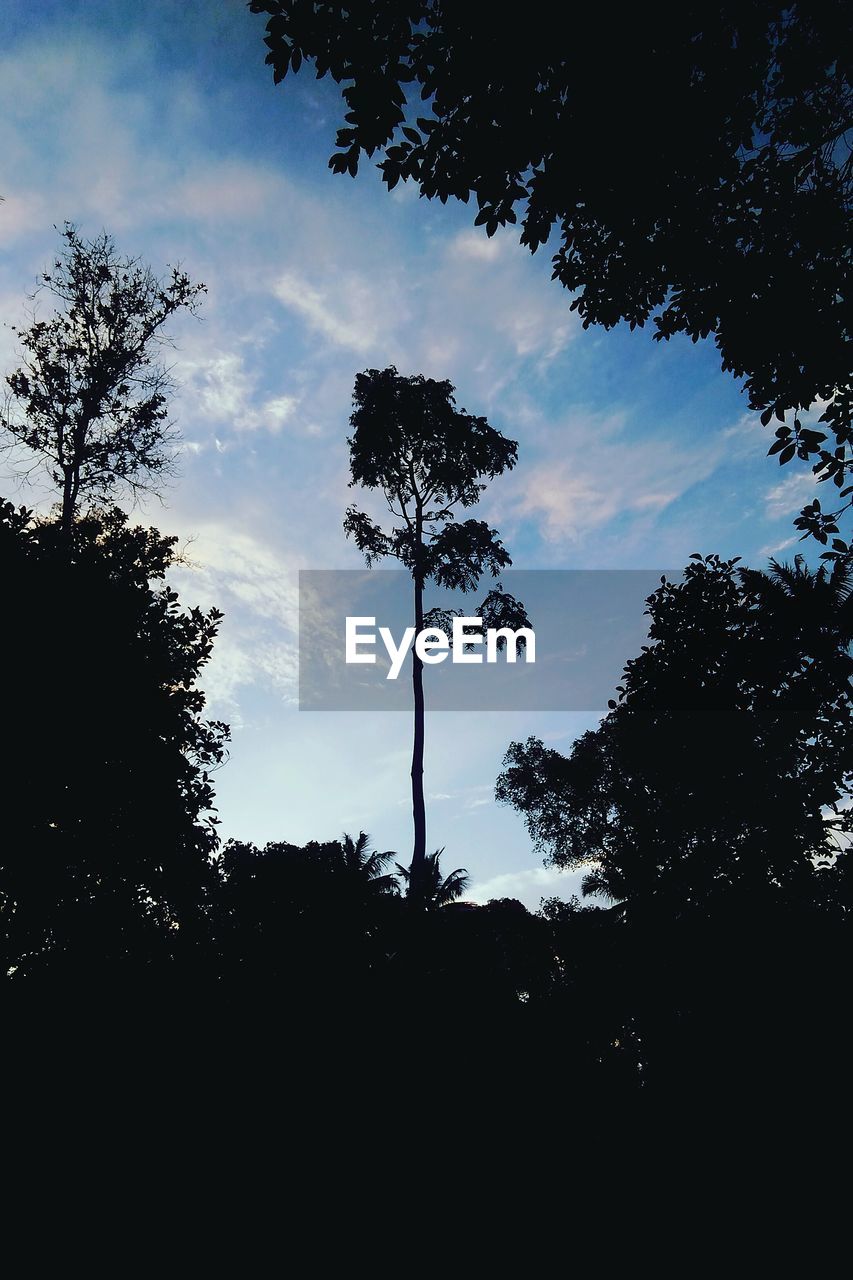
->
(0, 0, 825, 906)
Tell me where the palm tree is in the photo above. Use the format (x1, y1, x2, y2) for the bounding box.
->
(339, 831, 399, 898)
(741, 553, 853, 636)
(580, 865, 626, 903)
(396, 849, 470, 910)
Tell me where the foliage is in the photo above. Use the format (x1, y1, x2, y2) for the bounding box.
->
(213, 833, 405, 1006)
(497, 552, 853, 915)
(251, 1, 853, 539)
(0, 501, 229, 981)
(395, 849, 470, 909)
(3, 224, 204, 533)
(344, 365, 518, 584)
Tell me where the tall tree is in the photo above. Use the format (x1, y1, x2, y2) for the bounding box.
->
(344, 365, 528, 888)
(496, 552, 853, 916)
(3, 224, 205, 537)
(250, 2, 852, 540)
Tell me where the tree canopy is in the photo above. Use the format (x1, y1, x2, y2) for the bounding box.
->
(497, 552, 853, 916)
(0, 502, 229, 983)
(3, 224, 204, 535)
(251, 1, 853, 537)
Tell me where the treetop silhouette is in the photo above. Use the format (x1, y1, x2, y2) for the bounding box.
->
(497, 551, 853, 916)
(344, 365, 529, 886)
(396, 849, 470, 910)
(3, 223, 205, 537)
(1, 500, 229, 982)
(250, 1, 852, 543)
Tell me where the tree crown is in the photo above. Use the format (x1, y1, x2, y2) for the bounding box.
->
(3, 223, 205, 519)
(497, 552, 853, 914)
(344, 366, 519, 591)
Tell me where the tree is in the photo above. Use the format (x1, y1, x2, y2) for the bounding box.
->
(250, 2, 853, 539)
(3, 224, 205, 537)
(343, 365, 529, 887)
(496, 552, 853, 916)
(0, 501, 229, 984)
(340, 831, 400, 900)
(395, 849, 470, 910)
(214, 833, 403, 1004)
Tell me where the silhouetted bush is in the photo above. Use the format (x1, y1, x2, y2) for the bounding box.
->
(0, 502, 228, 989)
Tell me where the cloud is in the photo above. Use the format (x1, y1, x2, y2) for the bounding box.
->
(503, 408, 724, 546)
(167, 520, 301, 717)
(264, 395, 299, 428)
(176, 349, 300, 435)
(273, 270, 405, 354)
(450, 230, 505, 262)
(764, 471, 820, 519)
(757, 535, 799, 559)
(169, 164, 285, 225)
(421, 228, 578, 384)
(469, 864, 589, 906)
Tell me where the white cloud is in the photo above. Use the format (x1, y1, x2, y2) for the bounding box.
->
(170, 164, 284, 225)
(757, 535, 799, 559)
(469, 864, 588, 906)
(764, 470, 820, 519)
(166, 520, 301, 717)
(263, 395, 298, 428)
(273, 270, 405, 354)
(503, 408, 723, 546)
(450, 230, 505, 262)
(176, 350, 300, 435)
(192, 353, 252, 422)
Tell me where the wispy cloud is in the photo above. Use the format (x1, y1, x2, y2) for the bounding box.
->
(503, 408, 726, 547)
(764, 470, 821, 519)
(178, 350, 300, 434)
(273, 270, 406, 354)
(167, 520, 301, 718)
(450, 230, 505, 262)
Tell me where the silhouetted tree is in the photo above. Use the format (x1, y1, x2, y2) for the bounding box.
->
(2, 224, 204, 537)
(251, 2, 852, 541)
(396, 848, 470, 909)
(344, 365, 529, 887)
(0, 501, 229, 984)
(497, 552, 853, 916)
(214, 833, 403, 1005)
(340, 831, 400, 901)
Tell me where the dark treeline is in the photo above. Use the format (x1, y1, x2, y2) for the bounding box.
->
(3, 494, 852, 1098)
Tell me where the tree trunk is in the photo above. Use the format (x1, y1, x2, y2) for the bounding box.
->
(410, 512, 426, 887)
(60, 466, 76, 542)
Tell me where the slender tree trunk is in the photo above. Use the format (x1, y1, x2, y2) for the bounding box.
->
(60, 466, 76, 542)
(410, 508, 426, 887)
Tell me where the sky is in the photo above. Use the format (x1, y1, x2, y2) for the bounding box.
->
(0, 0, 827, 907)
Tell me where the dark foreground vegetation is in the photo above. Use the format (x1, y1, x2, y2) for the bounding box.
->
(2, 495, 851, 1100)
